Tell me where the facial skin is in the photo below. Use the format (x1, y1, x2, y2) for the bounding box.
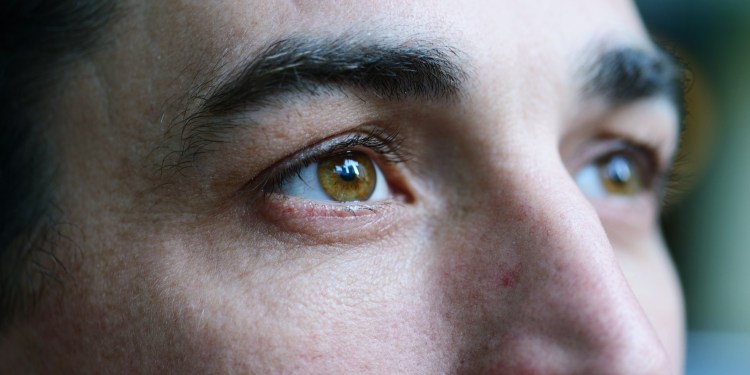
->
(2, 0, 684, 373)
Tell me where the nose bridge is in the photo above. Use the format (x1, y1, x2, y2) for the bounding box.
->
(500, 161, 629, 318)
(442, 153, 672, 373)
(514, 178, 655, 346)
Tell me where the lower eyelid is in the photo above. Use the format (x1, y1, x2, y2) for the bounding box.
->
(252, 199, 409, 247)
(267, 196, 382, 217)
(256, 193, 403, 235)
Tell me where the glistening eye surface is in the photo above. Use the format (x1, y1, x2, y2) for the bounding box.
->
(278, 151, 389, 202)
(575, 150, 653, 199)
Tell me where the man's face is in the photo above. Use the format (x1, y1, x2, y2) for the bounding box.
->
(21, 0, 684, 373)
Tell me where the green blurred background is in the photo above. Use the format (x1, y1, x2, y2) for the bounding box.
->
(636, 0, 750, 372)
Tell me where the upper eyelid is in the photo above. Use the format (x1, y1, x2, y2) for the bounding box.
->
(573, 134, 672, 176)
(605, 98, 681, 166)
(319, 128, 409, 164)
(598, 139, 661, 171)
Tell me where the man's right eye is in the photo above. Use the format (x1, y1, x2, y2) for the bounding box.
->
(257, 128, 410, 207)
(277, 151, 391, 203)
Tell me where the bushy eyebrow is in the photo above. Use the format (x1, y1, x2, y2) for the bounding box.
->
(586, 46, 683, 111)
(162, 37, 467, 172)
(203, 38, 467, 116)
(161, 40, 682, 175)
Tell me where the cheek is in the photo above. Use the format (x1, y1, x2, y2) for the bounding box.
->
(143, 235, 456, 374)
(616, 233, 685, 366)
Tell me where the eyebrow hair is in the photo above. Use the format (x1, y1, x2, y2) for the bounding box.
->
(163, 41, 682, 175)
(586, 46, 683, 108)
(164, 37, 466, 171)
(207, 38, 466, 116)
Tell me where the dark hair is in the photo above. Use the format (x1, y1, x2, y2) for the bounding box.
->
(0, 0, 116, 329)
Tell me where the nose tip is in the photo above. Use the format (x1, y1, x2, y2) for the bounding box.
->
(525, 211, 672, 374)
(486, 331, 673, 375)
(463, 191, 676, 374)
(566, 295, 674, 374)
(485, 258, 674, 374)
(595, 323, 673, 375)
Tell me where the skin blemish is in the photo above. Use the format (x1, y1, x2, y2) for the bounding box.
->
(512, 203, 533, 223)
(441, 257, 522, 305)
(499, 262, 523, 289)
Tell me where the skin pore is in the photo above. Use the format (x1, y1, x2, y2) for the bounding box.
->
(2, 0, 684, 373)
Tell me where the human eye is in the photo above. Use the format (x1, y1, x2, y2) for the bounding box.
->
(277, 151, 389, 202)
(574, 140, 661, 200)
(258, 128, 409, 205)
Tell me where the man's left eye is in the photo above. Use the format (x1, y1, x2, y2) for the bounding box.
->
(575, 150, 653, 199)
(278, 151, 390, 202)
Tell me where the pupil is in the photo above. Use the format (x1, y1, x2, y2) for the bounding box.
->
(335, 159, 361, 182)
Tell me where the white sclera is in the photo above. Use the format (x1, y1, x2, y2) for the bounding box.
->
(575, 163, 607, 199)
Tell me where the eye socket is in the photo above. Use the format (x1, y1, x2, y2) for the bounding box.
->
(575, 149, 654, 199)
(278, 151, 390, 202)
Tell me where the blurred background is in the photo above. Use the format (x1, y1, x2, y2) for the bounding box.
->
(635, 0, 750, 373)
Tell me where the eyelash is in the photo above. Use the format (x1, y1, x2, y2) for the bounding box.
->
(255, 127, 408, 198)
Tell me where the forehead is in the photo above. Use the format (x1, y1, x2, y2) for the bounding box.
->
(141, 0, 650, 69)
(125, 1, 653, 133)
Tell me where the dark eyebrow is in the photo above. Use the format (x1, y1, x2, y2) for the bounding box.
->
(586, 46, 683, 108)
(586, 47, 684, 118)
(162, 37, 466, 172)
(201, 37, 466, 116)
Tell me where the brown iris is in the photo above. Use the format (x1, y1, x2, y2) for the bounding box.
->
(599, 154, 642, 196)
(317, 152, 377, 202)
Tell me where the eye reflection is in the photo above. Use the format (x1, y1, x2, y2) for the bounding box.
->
(600, 155, 641, 196)
(575, 152, 647, 198)
(318, 152, 377, 202)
